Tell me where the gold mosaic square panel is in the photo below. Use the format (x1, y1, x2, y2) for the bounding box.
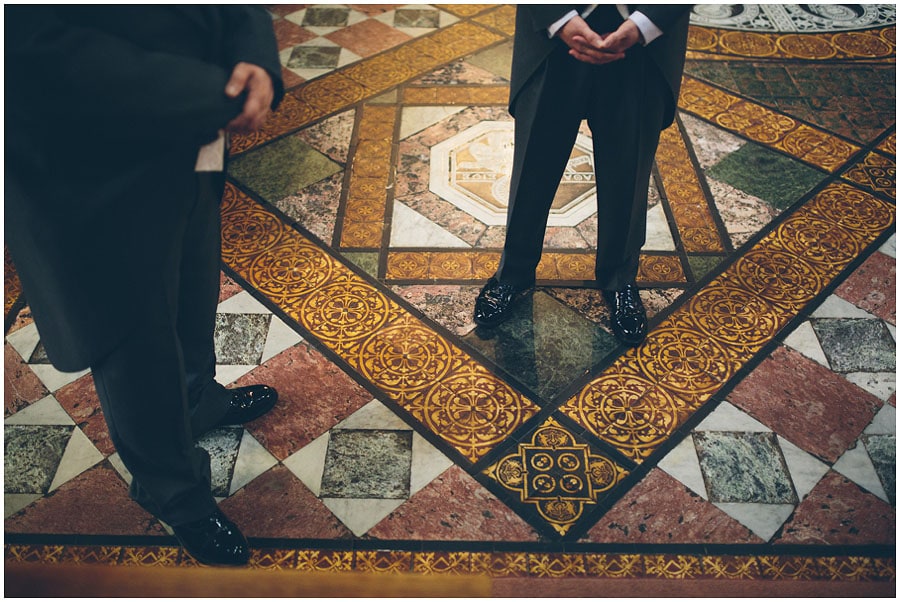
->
(843, 151, 896, 199)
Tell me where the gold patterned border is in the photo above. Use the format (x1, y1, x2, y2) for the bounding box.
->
(384, 251, 686, 285)
(220, 183, 540, 463)
(842, 151, 897, 199)
(686, 25, 896, 61)
(4, 246, 23, 317)
(5, 544, 894, 581)
(679, 76, 862, 173)
(561, 182, 895, 462)
(230, 14, 509, 155)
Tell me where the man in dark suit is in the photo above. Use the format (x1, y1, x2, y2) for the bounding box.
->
(474, 5, 691, 347)
(6, 6, 285, 565)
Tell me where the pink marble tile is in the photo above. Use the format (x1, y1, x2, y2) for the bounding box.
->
(54, 374, 115, 456)
(775, 470, 895, 545)
(326, 19, 411, 57)
(265, 4, 308, 18)
(347, 4, 402, 18)
(297, 110, 355, 164)
(4, 343, 49, 417)
(219, 465, 353, 539)
(727, 346, 882, 464)
(281, 66, 305, 90)
(234, 343, 373, 460)
(582, 469, 764, 544)
(5, 464, 166, 536)
(218, 272, 244, 304)
(366, 465, 541, 541)
(835, 251, 895, 325)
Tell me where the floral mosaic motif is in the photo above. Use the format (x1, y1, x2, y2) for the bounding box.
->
(689, 5, 895, 33)
(842, 151, 897, 199)
(486, 418, 629, 535)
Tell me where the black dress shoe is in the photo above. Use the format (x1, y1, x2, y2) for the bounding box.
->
(218, 384, 278, 427)
(602, 284, 647, 347)
(172, 510, 249, 566)
(474, 277, 530, 327)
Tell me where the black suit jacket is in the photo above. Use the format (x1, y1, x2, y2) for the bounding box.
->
(5, 5, 284, 371)
(509, 4, 691, 126)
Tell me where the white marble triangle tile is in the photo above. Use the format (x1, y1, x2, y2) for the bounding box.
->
(845, 372, 896, 403)
(400, 106, 465, 139)
(108, 452, 132, 486)
(217, 290, 271, 314)
(229, 431, 278, 495)
(878, 233, 895, 258)
(28, 364, 90, 394)
(283, 431, 330, 497)
(864, 404, 896, 435)
(657, 436, 708, 499)
(833, 441, 890, 503)
(410, 433, 453, 495)
(262, 317, 304, 363)
(390, 202, 469, 248)
(783, 322, 830, 367)
(5, 494, 42, 518)
(5, 395, 74, 426)
(390, 202, 470, 248)
(49, 428, 105, 492)
(777, 435, 829, 501)
(886, 322, 895, 342)
(321, 497, 406, 536)
(695, 401, 770, 432)
(214, 365, 259, 387)
(811, 295, 877, 319)
(5, 322, 40, 362)
(336, 399, 407, 430)
(713, 502, 795, 542)
(642, 203, 676, 251)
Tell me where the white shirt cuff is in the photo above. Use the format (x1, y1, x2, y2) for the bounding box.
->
(548, 9, 579, 38)
(629, 10, 663, 45)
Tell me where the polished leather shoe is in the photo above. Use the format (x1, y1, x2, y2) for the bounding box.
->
(602, 284, 647, 347)
(474, 277, 530, 327)
(172, 510, 249, 566)
(218, 384, 278, 427)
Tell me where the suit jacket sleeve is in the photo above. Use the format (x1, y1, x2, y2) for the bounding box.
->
(5, 5, 280, 145)
(220, 5, 285, 111)
(631, 5, 692, 34)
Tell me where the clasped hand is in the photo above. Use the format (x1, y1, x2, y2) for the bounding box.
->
(559, 16, 641, 65)
(224, 61, 274, 134)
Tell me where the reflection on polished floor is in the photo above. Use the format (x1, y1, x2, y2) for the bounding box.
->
(4, 4, 896, 594)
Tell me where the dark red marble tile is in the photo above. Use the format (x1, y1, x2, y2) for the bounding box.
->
(53, 374, 115, 456)
(366, 466, 541, 541)
(835, 251, 895, 325)
(218, 272, 244, 304)
(272, 18, 316, 51)
(582, 469, 764, 544)
(326, 19, 411, 58)
(265, 4, 307, 18)
(4, 343, 49, 417)
(234, 343, 373, 460)
(347, 5, 402, 18)
(219, 465, 353, 540)
(775, 470, 895, 545)
(5, 464, 166, 536)
(727, 346, 882, 463)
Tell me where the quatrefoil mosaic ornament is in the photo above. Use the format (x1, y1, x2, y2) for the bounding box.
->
(486, 418, 629, 535)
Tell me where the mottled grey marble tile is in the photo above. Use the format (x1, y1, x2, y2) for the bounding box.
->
(862, 433, 895, 504)
(463, 291, 618, 403)
(214, 314, 270, 366)
(197, 427, 243, 498)
(394, 8, 440, 28)
(812, 318, 895, 373)
(287, 45, 342, 70)
(694, 431, 797, 504)
(320, 429, 413, 499)
(302, 7, 349, 27)
(4, 425, 73, 494)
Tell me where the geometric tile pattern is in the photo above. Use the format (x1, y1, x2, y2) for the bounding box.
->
(4, 4, 896, 586)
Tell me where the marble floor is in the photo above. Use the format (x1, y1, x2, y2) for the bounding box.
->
(4, 4, 896, 595)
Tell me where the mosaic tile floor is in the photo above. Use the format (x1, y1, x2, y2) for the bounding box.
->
(4, 4, 896, 593)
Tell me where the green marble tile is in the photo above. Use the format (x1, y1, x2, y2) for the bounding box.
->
(463, 291, 618, 403)
(302, 7, 349, 28)
(688, 255, 726, 280)
(343, 252, 380, 278)
(229, 135, 342, 204)
(706, 142, 824, 210)
(862, 434, 895, 505)
(466, 40, 513, 81)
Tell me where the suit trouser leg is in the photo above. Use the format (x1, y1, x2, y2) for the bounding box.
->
(495, 49, 587, 289)
(91, 172, 225, 526)
(587, 46, 668, 290)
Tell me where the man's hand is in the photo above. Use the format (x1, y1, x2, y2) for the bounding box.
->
(224, 62, 274, 134)
(560, 16, 642, 65)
